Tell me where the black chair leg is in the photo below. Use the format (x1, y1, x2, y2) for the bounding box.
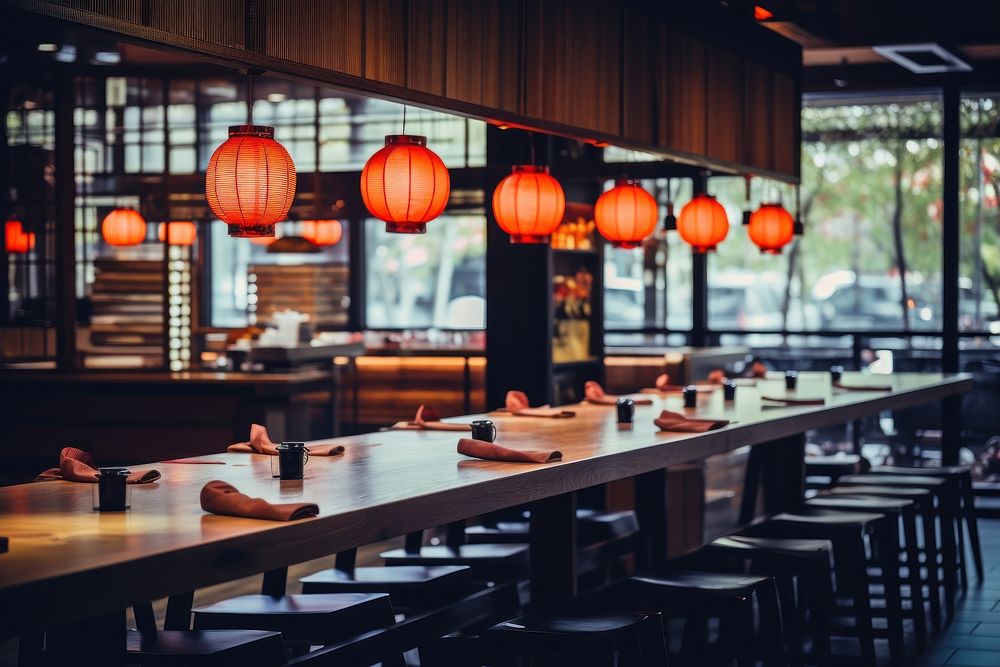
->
(756, 581, 789, 667)
(774, 574, 803, 666)
(16, 630, 44, 667)
(803, 558, 834, 667)
(164, 591, 194, 631)
(919, 505, 942, 632)
(961, 476, 985, 583)
(877, 520, 905, 667)
(849, 541, 877, 665)
(902, 511, 927, 644)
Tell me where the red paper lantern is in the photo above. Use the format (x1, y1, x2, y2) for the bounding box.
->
(360, 135, 450, 234)
(677, 194, 729, 253)
(594, 179, 658, 249)
(5, 219, 35, 254)
(492, 166, 566, 243)
(206, 125, 296, 238)
(747, 203, 794, 254)
(157, 221, 198, 246)
(300, 219, 343, 246)
(102, 208, 147, 246)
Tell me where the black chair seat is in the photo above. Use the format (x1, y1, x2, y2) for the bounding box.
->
(482, 611, 668, 666)
(805, 494, 914, 513)
(709, 534, 833, 558)
(299, 565, 474, 612)
(380, 543, 529, 582)
(838, 474, 946, 489)
(465, 509, 639, 546)
(125, 629, 287, 666)
(806, 455, 863, 475)
(828, 484, 931, 499)
(191, 592, 395, 645)
(628, 569, 771, 605)
(869, 464, 969, 477)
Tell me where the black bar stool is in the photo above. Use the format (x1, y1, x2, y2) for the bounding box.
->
(804, 494, 928, 647)
(299, 547, 475, 614)
(380, 524, 530, 583)
(827, 483, 944, 631)
(836, 473, 961, 619)
(126, 624, 287, 666)
(739, 510, 896, 666)
(481, 611, 669, 667)
(804, 454, 864, 491)
(696, 535, 835, 666)
(867, 464, 984, 584)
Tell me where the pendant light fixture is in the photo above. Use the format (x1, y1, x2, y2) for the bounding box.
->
(158, 221, 197, 246)
(677, 191, 729, 253)
(741, 175, 753, 226)
(747, 203, 794, 254)
(205, 69, 296, 238)
(493, 165, 566, 244)
(300, 219, 343, 246)
(5, 219, 35, 254)
(662, 178, 677, 232)
(594, 179, 658, 249)
(793, 185, 804, 235)
(361, 107, 450, 234)
(102, 208, 147, 246)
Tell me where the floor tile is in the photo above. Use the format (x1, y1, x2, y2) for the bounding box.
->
(970, 622, 1000, 637)
(946, 648, 1000, 666)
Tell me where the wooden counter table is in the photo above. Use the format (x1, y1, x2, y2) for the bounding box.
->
(0, 372, 971, 658)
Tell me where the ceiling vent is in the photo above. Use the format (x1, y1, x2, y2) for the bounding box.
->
(873, 43, 972, 74)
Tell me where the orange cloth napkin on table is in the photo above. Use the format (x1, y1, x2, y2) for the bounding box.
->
(641, 373, 685, 394)
(653, 410, 729, 433)
(391, 405, 473, 431)
(200, 480, 318, 521)
(761, 396, 826, 406)
(833, 382, 893, 392)
(35, 447, 160, 484)
(457, 438, 562, 463)
(227, 424, 345, 456)
(583, 381, 653, 406)
(504, 390, 575, 418)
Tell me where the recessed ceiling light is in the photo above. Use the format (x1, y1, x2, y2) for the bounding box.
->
(93, 50, 121, 65)
(37, 43, 58, 52)
(873, 43, 972, 74)
(54, 45, 77, 63)
(266, 93, 287, 103)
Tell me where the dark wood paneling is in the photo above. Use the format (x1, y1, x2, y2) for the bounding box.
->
(660, 28, 706, 156)
(47, 0, 141, 22)
(408, 0, 446, 96)
(445, 0, 519, 112)
(524, 0, 620, 136)
(705, 44, 743, 164)
(264, 0, 362, 76)
(364, 0, 408, 86)
(743, 61, 773, 172)
(148, 0, 244, 49)
(621, 7, 654, 144)
(772, 71, 799, 177)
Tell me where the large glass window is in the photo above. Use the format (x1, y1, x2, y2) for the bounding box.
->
(603, 178, 693, 331)
(365, 215, 486, 329)
(796, 95, 943, 333)
(959, 93, 1000, 333)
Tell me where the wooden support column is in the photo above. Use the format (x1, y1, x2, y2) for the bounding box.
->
(529, 491, 577, 607)
(941, 80, 962, 466)
(739, 433, 806, 524)
(54, 73, 76, 371)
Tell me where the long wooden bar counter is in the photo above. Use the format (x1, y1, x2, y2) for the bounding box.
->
(0, 372, 972, 638)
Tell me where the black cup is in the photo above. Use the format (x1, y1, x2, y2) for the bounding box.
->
(723, 381, 737, 401)
(785, 370, 798, 390)
(471, 419, 497, 443)
(616, 397, 635, 424)
(96, 467, 130, 511)
(276, 442, 308, 480)
(830, 365, 844, 383)
(683, 386, 698, 408)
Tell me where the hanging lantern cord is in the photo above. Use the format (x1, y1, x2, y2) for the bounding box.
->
(402, 105, 407, 135)
(241, 68, 265, 125)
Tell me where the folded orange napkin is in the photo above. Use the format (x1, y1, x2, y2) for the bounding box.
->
(505, 390, 575, 418)
(583, 381, 653, 406)
(751, 362, 769, 378)
(200, 480, 318, 521)
(227, 424, 345, 456)
(641, 373, 685, 394)
(761, 396, 826, 406)
(833, 382, 893, 392)
(391, 405, 472, 431)
(457, 438, 562, 463)
(653, 410, 729, 433)
(35, 447, 160, 484)
(707, 369, 727, 384)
